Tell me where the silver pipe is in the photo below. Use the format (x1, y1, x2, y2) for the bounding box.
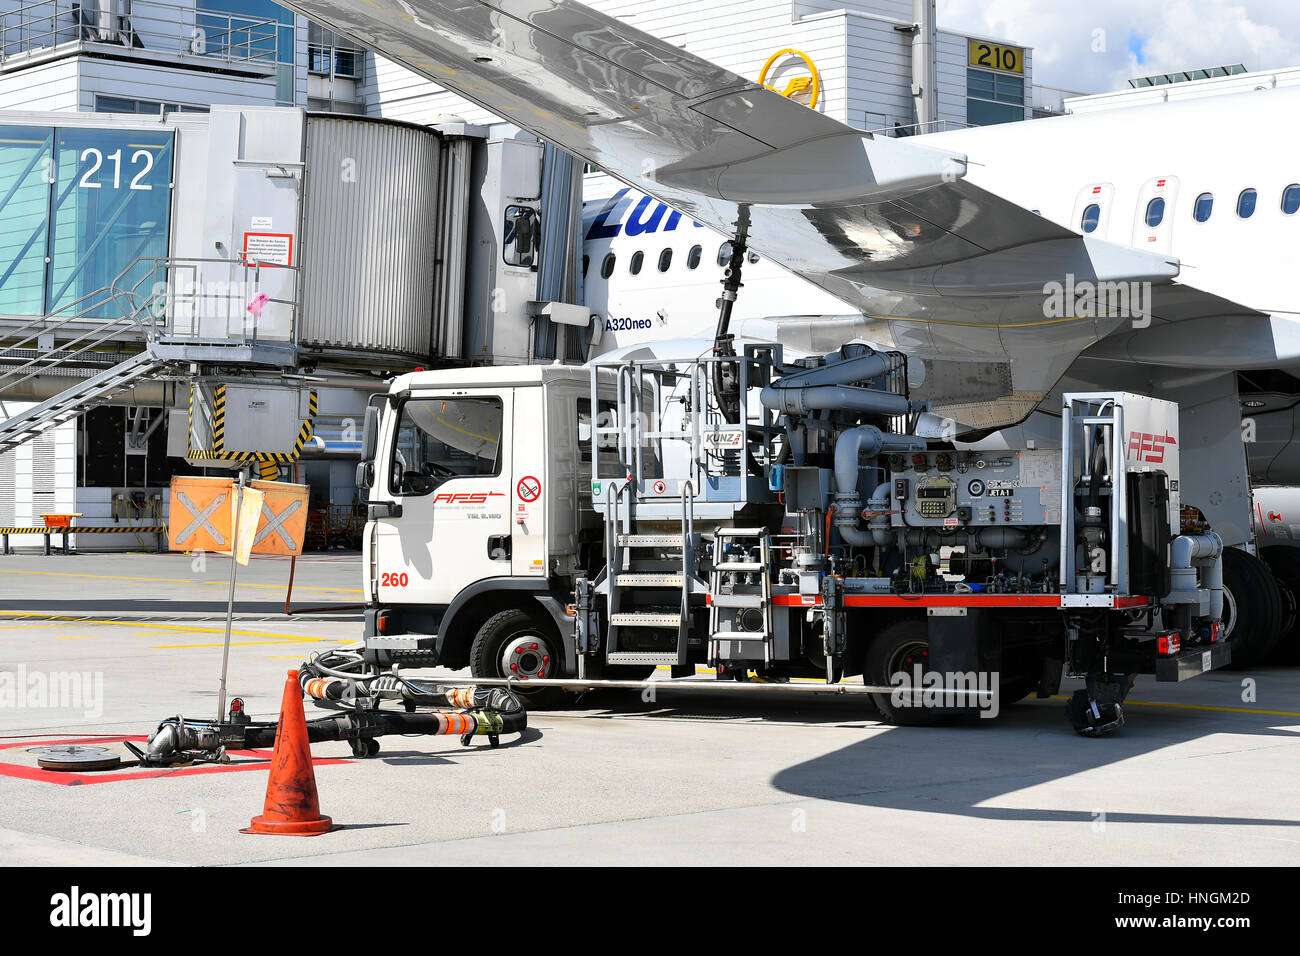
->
(421, 675, 993, 699)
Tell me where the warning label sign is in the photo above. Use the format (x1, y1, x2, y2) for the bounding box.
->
(242, 232, 293, 267)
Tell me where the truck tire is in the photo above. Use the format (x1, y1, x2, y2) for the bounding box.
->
(1260, 545, 1300, 664)
(1221, 547, 1283, 668)
(470, 608, 569, 709)
(863, 618, 943, 726)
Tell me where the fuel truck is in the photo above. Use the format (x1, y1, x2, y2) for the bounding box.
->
(348, 334, 1230, 737)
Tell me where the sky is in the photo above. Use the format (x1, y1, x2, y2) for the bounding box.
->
(936, 0, 1300, 93)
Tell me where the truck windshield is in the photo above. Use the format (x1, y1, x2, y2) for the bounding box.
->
(390, 397, 503, 496)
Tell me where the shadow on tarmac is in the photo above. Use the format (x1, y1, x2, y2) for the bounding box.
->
(549, 687, 1300, 827)
(767, 699, 1300, 827)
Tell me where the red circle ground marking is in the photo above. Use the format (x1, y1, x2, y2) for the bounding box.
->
(517, 475, 541, 502)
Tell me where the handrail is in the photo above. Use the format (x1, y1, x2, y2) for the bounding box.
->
(0, 254, 299, 399)
(0, 0, 280, 69)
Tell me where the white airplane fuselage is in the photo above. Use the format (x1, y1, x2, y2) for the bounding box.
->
(583, 84, 1300, 363)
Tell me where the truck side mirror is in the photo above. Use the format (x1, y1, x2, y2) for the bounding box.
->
(356, 460, 374, 490)
(361, 405, 379, 461)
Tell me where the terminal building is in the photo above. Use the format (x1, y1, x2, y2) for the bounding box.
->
(0, 0, 1057, 548)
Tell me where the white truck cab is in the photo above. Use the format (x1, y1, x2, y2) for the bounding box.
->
(359, 365, 613, 679)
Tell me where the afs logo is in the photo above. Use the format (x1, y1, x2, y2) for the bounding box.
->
(1127, 431, 1176, 464)
(433, 492, 504, 505)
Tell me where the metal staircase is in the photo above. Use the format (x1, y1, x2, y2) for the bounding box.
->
(0, 350, 172, 453)
(0, 256, 299, 453)
(599, 483, 708, 667)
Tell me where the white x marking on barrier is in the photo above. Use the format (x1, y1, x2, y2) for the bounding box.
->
(253, 498, 302, 548)
(176, 492, 227, 546)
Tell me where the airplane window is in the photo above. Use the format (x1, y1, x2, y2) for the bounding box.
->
(582, 255, 589, 278)
(658, 248, 672, 272)
(748, 251, 760, 264)
(1238, 188, 1257, 219)
(687, 244, 702, 269)
(1193, 193, 1213, 222)
(629, 250, 644, 275)
(1144, 197, 1165, 228)
(717, 241, 732, 266)
(1080, 203, 1101, 233)
(600, 253, 616, 279)
(1283, 184, 1300, 215)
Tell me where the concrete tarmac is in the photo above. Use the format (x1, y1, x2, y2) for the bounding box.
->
(1, 552, 1297, 866)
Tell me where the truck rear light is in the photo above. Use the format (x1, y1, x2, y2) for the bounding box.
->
(377, 612, 390, 634)
(1157, 633, 1181, 655)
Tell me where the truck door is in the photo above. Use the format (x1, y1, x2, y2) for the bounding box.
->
(374, 390, 514, 606)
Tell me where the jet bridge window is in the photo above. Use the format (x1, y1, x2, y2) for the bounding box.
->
(503, 205, 540, 268)
(1283, 184, 1300, 215)
(1193, 193, 1214, 222)
(1144, 197, 1165, 227)
(1080, 203, 1101, 233)
(389, 397, 503, 497)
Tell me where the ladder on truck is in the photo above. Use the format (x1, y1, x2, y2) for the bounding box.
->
(585, 348, 784, 670)
(600, 480, 708, 666)
(708, 527, 774, 665)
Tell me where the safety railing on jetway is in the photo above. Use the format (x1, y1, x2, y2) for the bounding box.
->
(0, 279, 143, 404)
(0, 0, 280, 69)
(0, 254, 298, 408)
(112, 256, 299, 348)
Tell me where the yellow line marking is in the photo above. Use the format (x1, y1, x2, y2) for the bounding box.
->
(0, 623, 74, 630)
(0, 570, 198, 584)
(0, 569, 362, 594)
(0, 611, 329, 643)
(155, 639, 332, 649)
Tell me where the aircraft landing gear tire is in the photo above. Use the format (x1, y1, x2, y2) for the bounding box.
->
(470, 608, 569, 709)
(1221, 548, 1283, 668)
(1260, 545, 1300, 664)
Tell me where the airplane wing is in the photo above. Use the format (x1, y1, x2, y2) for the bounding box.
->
(281, 0, 1262, 429)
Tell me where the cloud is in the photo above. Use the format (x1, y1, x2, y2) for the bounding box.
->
(937, 0, 1300, 92)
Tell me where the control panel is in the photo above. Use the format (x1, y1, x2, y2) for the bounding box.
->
(887, 449, 1063, 527)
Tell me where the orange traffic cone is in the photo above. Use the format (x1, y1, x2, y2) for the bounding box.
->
(241, 669, 335, 836)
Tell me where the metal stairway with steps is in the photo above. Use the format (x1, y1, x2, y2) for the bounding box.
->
(0, 350, 173, 454)
(599, 486, 709, 667)
(0, 256, 299, 454)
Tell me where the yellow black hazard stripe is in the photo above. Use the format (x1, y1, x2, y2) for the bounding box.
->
(187, 385, 317, 479)
(0, 526, 165, 534)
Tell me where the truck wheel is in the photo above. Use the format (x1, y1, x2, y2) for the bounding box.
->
(1221, 548, 1283, 668)
(1260, 545, 1300, 664)
(470, 609, 568, 708)
(863, 619, 943, 726)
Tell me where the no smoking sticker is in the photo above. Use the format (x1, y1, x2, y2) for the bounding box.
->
(652, 480, 667, 495)
(517, 476, 541, 502)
